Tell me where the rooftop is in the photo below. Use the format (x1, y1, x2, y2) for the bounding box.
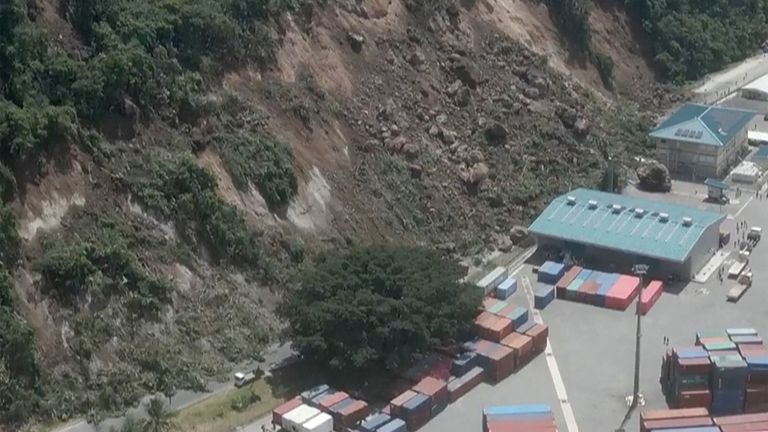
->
(742, 74, 768, 96)
(650, 103, 755, 147)
(704, 178, 729, 190)
(528, 189, 725, 263)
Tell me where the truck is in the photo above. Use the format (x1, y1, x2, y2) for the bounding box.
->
(728, 268, 753, 302)
(748, 226, 762, 243)
(234, 369, 260, 388)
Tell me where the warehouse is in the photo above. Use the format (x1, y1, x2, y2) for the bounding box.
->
(650, 103, 755, 178)
(528, 189, 726, 279)
(741, 74, 768, 101)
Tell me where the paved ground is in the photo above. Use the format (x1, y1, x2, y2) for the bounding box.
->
(421, 179, 768, 432)
(692, 53, 768, 105)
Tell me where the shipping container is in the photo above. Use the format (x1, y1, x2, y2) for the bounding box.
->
(477, 267, 509, 294)
(483, 297, 505, 313)
(500, 332, 534, 370)
(538, 261, 566, 284)
(639, 280, 664, 315)
(732, 335, 763, 345)
(555, 266, 582, 298)
(642, 416, 713, 432)
(697, 330, 729, 344)
(447, 366, 484, 402)
(452, 351, 479, 377)
(412, 376, 448, 410)
(675, 347, 710, 359)
(578, 281, 600, 305)
(605, 275, 640, 310)
(389, 390, 417, 418)
(284, 405, 322, 432)
(319, 391, 349, 411)
(273, 396, 304, 426)
(377, 418, 407, 432)
(302, 385, 331, 404)
(534, 284, 556, 310)
(496, 277, 518, 300)
(475, 313, 513, 342)
(334, 400, 369, 431)
(727, 328, 759, 337)
(525, 324, 549, 354)
(359, 413, 391, 432)
(302, 412, 333, 432)
(640, 407, 710, 422)
(516, 319, 536, 334)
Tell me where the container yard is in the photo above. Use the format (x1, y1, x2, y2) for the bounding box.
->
(270, 182, 768, 432)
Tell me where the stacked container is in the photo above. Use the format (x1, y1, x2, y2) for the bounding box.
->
(525, 323, 549, 355)
(400, 392, 431, 431)
(302, 385, 331, 404)
(474, 311, 513, 342)
(537, 261, 566, 285)
(662, 346, 712, 408)
(715, 413, 768, 432)
(330, 398, 369, 431)
(534, 284, 556, 309)
(466, 339, 515, 382)
(492, 303, 529, 330)
(283, 404, 323, 432)
(555, 266, 582, 299)
(273, 396, 304, 427)
(639, 407, 712, 432)
(710, 355, 749, 415)
(500, 332, 534, 371)
(376, 418, 407, 432)
(482, 404, 557, 432)
(412, 376, 449, 417)
(302, 412, 334, 432)
(447, 367, 484, 402)
(359, 412, 392, 432)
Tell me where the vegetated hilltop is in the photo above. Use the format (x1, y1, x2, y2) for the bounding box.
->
(0, 0, 758, 427)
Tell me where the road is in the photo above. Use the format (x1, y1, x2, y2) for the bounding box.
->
(692, 53, 768, 105)
(53, 343, 295, 432)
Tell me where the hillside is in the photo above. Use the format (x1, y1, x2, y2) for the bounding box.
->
(0, 0, 690, 428)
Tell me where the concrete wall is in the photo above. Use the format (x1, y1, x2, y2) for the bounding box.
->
(742, 88, 768, 101)
(655, 119, 754, 179)
(687, 222, 722, 278)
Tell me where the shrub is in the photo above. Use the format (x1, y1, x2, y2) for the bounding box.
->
(211, 130, 297, 207)
(592, 52, 614, 90)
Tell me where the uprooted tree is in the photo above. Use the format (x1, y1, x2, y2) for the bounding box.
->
(280, 244, 482, 374)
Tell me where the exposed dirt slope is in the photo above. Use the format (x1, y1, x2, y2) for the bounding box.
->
(7, 0, 671, 426)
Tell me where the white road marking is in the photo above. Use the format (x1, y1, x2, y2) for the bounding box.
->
(734, 196, 754, 218)
(521, 275, 580, 432)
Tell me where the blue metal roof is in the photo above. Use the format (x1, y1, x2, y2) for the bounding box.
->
(650, 103, 755, 147)
(704, 178, 729, 190)
(528, 189, 725, 263)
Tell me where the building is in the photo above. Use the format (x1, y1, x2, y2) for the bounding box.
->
(650, 103, 755, 179)
(528, 189, 726, 279)
(741, 74, 768, 101)
(704, 177, 729, 202)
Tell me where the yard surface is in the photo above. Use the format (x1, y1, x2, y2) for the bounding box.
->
(423, 179, 768, 432)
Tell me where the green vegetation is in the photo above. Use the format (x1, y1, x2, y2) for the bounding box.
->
(128, 155, 273, 273)
(628, 0, 768, 82)
(545, 0, 592, 52)
(281, 244, 482, 374)
(592, 52, 615, 90)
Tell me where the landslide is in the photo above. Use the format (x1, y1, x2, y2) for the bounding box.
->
(0, 0, 678, 428)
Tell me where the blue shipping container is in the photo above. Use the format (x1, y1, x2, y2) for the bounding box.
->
(360, 413, 391, 432)
(675, 347, 709, 359)
(302, 384, 331, 403)
(496, 277, 517, 300)
(727, 328, 758, 337)
(484, 404, 551, 416)
(402, 393, 430, 412)
(516, 319, 536, 334)
(508, 307, 529, 329)
(535, 284, 556, 310)
(377, 418, 407, 432)
(451, 352, 479, 377)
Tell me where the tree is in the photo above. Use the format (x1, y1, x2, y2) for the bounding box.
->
(280, 244, 482, 374)
(143, 397, 175, 432)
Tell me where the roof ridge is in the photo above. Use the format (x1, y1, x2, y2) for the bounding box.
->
(696, 116, 725, 146)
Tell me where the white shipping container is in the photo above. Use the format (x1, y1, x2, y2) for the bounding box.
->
(302, 411, 333, 432)
(476, 266, 508, 294)
(283, 404, 321, 432)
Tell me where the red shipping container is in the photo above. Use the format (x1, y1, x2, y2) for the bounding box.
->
(699, 336, 731, 346)
(500, 332, 534, 370)
(556, 266, 582, 298)
(525, 323, 549, 354)
(642, 416, 712, 432)
(487, 316, 514, 342)
(486, 420, 557, 432)
(677, 357, 712, 374)
(678, 389, 712, 408)
(336, 400, 369, 431)
(272, 396, 303, 426)
(474, 312, 498, 339)
(641, 407, 710, 422)
(484, 345, 515, 382)
(605, 275, 640, 310)
(412, 376, 449, 408)
(319, 391, 349, 410)
(639, 280, 663, 315)
(389, 390, 417, 417)
(714, 413, 768, 425)
(579, 281, 600, 304)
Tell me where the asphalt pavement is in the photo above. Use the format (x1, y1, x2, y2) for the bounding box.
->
(52, 343, 295, 432)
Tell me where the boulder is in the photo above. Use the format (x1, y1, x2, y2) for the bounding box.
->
(439, 127, 457, 145)
(450, 58, 481, 88)
(454, 87, 471, 107)
(509, 226, 529, 244)
(468, 162, 489, 184)
(408, 50, 426, 69)
(347, 32, 365, 52)
(636, 160, 672, 192)
(484, 122, 508, 145)
(446, 80, 463, 96)
(558, 107, 578, 129)
(524, 87, 541, 100)
(574, 118, 590, 136)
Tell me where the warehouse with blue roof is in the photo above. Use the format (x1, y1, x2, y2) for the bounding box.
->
(528, 189, 726, 279)
(650, 103, 755, 179)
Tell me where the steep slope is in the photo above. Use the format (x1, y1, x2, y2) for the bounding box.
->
(0, 0, 670, 427)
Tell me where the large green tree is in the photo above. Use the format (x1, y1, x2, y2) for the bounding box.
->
(281, 245, 481, 373)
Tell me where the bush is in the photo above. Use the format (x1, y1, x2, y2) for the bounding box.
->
(230, 388, 261, 411)
(0, 205, 18, 265)
(545, 0, 591, 52)
(592, 52, 614, 90)
(0, 303, 42, 425)
(280, 244, 482, 373)
(211, 130, 297, 207)
(130, 155, 268, 271)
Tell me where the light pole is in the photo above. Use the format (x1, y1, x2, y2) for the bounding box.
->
(630, 264, 649, 411)
(616, 263, 649, 432)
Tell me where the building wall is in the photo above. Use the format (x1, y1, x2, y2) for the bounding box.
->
(655, 120, 753, 179)
(533, 223, 722, 280)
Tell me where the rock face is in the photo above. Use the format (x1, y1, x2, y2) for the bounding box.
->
(636, 160, 672, 192)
